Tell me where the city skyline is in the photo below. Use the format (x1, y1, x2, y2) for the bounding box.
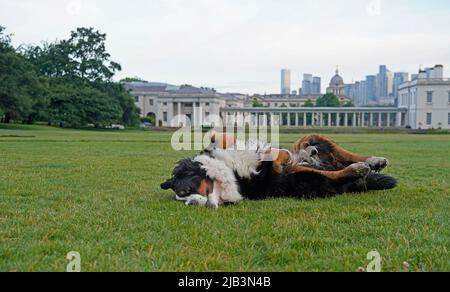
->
(2, 0, 450, 94)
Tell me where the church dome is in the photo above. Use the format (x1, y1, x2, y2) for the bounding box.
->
(330, 70, 344, 86)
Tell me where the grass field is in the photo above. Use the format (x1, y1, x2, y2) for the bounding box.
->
(0, 124, 449, 272)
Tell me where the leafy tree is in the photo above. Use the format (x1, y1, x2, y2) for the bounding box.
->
(316, 93, 340, 107)
(48, 80, 122, 128)
(302, 99, 315, 107)
(252, 99, 265, 107)
(21, 27, 140, 127)
(0, 26, 45, 123)
(120, 77, 148, 83)
(343, 100, 354, 107)
(68, 27, 121, 82)
(94, 82, 141, 126)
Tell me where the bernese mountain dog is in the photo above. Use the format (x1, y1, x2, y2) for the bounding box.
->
(161, 134, 397, 209)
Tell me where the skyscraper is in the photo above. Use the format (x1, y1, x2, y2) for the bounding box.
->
(281, 69, 291, 95)
(393, 72, 409, 98)
(301, 74, 313, 95)
(377, 65, 389, 99)
(366, 75, 377, 103)
(312, 77, 321, 94)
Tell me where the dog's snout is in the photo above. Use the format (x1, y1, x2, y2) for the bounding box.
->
(310, 148, 318, 156)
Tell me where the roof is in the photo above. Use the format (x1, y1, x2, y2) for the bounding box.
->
(330, 69, 344, 87)
(123, 82, 218, 95)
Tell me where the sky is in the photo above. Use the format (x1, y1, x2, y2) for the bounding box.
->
(1, 0, 450, 94)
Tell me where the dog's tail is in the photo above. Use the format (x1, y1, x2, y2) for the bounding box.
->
(347, 173, 398, 193)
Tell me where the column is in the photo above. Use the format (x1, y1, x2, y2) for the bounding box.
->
(287, 113, 291, 128)
(360, 112, 364, 127)
(378, 113, 382, 128)
(328, 113, 332, 127)
(370, 112, 374, 127)
(177, 102, 182, 126)
(345, 113, 348, 127)
(156, 101, 161, 127)
(304, 113, 307, 127)
(295, 113, 299, 127)
(387, 113, 391, 128)
(396, 112, 402, 128)
(353, 113, 357, 127)
(320, 113, 323, 127)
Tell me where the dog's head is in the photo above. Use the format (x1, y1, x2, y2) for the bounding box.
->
(161, 158, 214, 198)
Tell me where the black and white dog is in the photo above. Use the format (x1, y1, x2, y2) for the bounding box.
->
(161, 134, 397, 209)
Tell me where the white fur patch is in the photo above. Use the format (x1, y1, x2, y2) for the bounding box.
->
(209, 139, 269, 179)
(194, 155, 243, 204)
(176, 195, 208, 206)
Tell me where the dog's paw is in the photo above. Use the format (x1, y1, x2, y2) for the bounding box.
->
(185, 195, 208, 206)
(350, 162, 371, 177)
(206, 200, 219, 209)
(366, 157, 389, 172)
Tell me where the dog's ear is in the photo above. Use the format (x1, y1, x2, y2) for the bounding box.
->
(160, 179, 174, 190)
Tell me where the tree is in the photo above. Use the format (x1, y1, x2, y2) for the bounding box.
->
(21, 27, 140, 127)
(343, 100, 354, 107)
(0, 26, 44, 123)
(316, 93, 340, 107)
(48, 80, 122, 128)
(120, 77, 148, 83)
(68, 27, 121, 83)
(303, 99, 315, 107)
(252, 99, 265, 108)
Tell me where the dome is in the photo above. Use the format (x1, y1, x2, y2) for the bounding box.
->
(330, 70, 344, 86)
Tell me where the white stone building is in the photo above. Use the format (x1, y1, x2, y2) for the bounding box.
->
(126, 82, 230, 127)
(398, 65, 450, 129)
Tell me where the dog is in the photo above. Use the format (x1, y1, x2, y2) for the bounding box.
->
(161, 134, 397, 209)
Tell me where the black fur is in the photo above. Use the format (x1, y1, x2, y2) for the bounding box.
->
(161, 159, 208, 198)
(162, 158, 398, 201)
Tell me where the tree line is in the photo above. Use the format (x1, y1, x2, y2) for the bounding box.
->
(0, 26, 140, 128)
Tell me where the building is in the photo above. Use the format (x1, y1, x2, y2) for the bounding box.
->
(248, 94, 322, 108)
(377, 65, 389, 99)
(327, 69, 346, 97)
(393, 72, 409, 99)
(301, 74, 313, 95)
(398, 65, 450, 129)
(126, 82, 239, 127)
(281, 69, 291, 95)
(366, 75, 377, 103)
(312, 77, 322, 94)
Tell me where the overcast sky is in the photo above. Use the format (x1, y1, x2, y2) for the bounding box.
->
(1, 0, 450, 94)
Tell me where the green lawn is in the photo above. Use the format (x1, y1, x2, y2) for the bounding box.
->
(0, 125, 449, 272)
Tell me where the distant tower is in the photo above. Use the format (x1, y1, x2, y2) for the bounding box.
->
(327, 68, 345, 96)
(281, 69, 291, 95)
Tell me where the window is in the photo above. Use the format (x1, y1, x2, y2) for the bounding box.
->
(448, 113, 450, 125)
(163, 102, 167, 106)
(426, 113, 432, 125)
(448, 92, 450, 103)
(205, 112, 210, 118)
(195, 102, 200, 107)
(163, 112, 168, 122)
(426, 91, 433, 104)
(134, 96, 139, 103)
(205, 103, 210, 107)
(149, 99, 154, 106)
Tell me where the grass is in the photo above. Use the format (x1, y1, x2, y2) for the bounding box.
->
(0, 124, 449, 272)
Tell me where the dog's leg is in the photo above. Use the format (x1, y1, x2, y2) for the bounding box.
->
(206, 182, 221, 209)
(287, 162, 371, 183)
(293, 134, 388, 171)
